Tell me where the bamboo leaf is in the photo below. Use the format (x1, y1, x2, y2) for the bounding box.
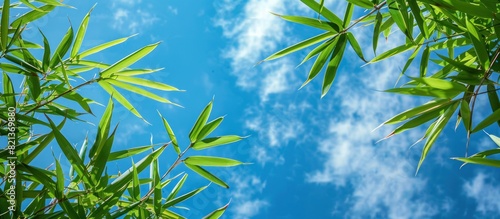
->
(417, 101, 459, 173)
(322, 34, 347, 97)
(264, 32, 334, 62)
(300, 0, 343, 26)
(373, 12, 382, 54)
(301, 39, 337, 89)
(487, 84, 500, 127)
(346, 32, 366, 62)
(3, 72, 16, 107)
(77, 35, 136, 59)
(185, 164, 229, 188)
(98, 80, 144, 120)
(100, 42, 159, 77)
(189, 101, 213, 143)
(45, 114, 92, 186)
(452, 157, 500, 168)
(472, 108, 500, 133)
(1, 0, 10, 51)
(108, 145, 153, 161)
(163, 185, 208, 208)
(465, 18, 490, 70)
(158, 111, 180, 154)
(420, 46, 430, 77)
(460, 100, 472, 131)
(192, 135, 243, 150)
(71, 6, 94, 58)
(203, 202, 230, 219)
(184, 156, 244, 167)
(49, 26, 74, 69)
(346, 0, 373, 9)
(197, 116, 224, 140)
(105, 78, 173, 104)
(273, 13, 340, 32)
(166, 173, 188, 202)
(112, 75, 180, 91)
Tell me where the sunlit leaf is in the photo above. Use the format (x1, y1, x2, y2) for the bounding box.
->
(185, 164, 229, 188)
(163, 185, 208, 208)
(100, 42, 159, 77)
(158, 111, 180, 154)
(184, 156, 244, 167)
(71, 5, 94, 58)
(264, 32, 334, 62)
(189, 101, 213, 143)
(1, 0, 10, 51)
(472, 108, 500, 133)
(202, 202, 230, 219)
(192, 135, 243, 150)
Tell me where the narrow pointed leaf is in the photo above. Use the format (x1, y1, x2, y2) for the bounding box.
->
(192, 135, 243, 150)
(98, 80, 144, 120)
(197, 116, 224, 140)
(322, 34, 347, 97)
(113, 75, 180, 91)
(49, 26, 74, 69)
(158, 111, 180, 154)
(108, 145, 153, 161)
(346, 32, 365, 62)
(203, 202, 230, 219)
(264, 32, 334, 62)
(189, 101, 213, 143)
(166, 173, 188, 202)
(453, 157, 500, 168)
(301, 40, 336, 88)
(1, 0, 10, 51)
(100, 43, 159, 77)
(78, 35, 136, 59)
(472, 108, 500, 133)
(185, 164, 229, 188)
(163, 185, 208, 208)
(184, 156, 244, 167)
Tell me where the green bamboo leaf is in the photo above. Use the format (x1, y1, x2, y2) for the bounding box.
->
(192, 135, 243, 150)
(465, 18, 490, 70)
(273, 13, 339, 32)
(189, 101, 213, 143)
(472, 108, 500, 133)
(89, 182, 130, 218)
(346, 0, 373, 9)
(163, 185, 208, 208)
(460, 100, 472, 131)
(151, 159, 162, 216)
(98, 80, 144, 120)
(131, 163, 140, 201)
(486, 134, 500, 147)
(6, 22, 23, 50)
(100, 42, 159, 77)
(77, 35, 136, 59)
(420, 0, 492, 18)
(70, 60, 110, 69)
(322, 34, 347, 97)
(411, 77, 467, 91)
(26, 75, 41, 100)
(107, 145, 167, 194)
(370, 42, 415, 63)
(388, 0, 410, 40)
(184, 156, 244, 167)
(115, 68, 164, 76)
(202, 202, 230, 219)
(385, 87, 462, 99)
(373, 12, 382, 54)
(89, 97, 113, 158)
(300, 0, 343, 26)
(452, 157, 500, 168)
(53, 85, 93, 115)
(487, 84, 500, 127)
(49, 26, 73, 69)
(420, 46, 430, 77)
(342, 2, 354, 28)
(20, 0, 46, 11)
(24, 119, 65, 164)
(112, 75, 180, 91)
(346, 32, 366, 62)
(197, 116, 224, 140)
(18, 164, 56, 195)
(382, 104, 448, 139)
(36, 0, 66, 6)
(91, 125, 117, 183)
(185, 164, 229, 188)
(417, 101, 459, 173)
(1, 0, 10, 51)
(399, 45, 422, 83)
(300, 39, 337, 89)
(158, 111, 180, 154)
(298, 37, 335, 66)
(53, 153, 64, 197)
(407, 0, 429, 38)
(2, 72, 16, 107)
(45, 114, 92, 186)
(108, 145, 153, 161)
(166, 173, 188, 202)
(71, 6, 94, 58)
(105, 79, 173, 104)
(39, 29, 51, 72)
(70, 134, 88, 179)
(435, 53, 480, 74)
(264, 32, 334, 62)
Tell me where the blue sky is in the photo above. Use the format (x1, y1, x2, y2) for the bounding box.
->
(21, 0, 500, 218)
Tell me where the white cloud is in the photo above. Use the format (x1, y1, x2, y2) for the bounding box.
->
(229, 174, 269, 219)
(464, 172, 500, 215)
(167, 5, 178, 15)
(110, 3, 159, 33)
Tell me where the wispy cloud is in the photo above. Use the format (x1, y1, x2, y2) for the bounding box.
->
(464, 172, 500, 216)
(229, 174, 268, 219)
(109, 2, 159, 33)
